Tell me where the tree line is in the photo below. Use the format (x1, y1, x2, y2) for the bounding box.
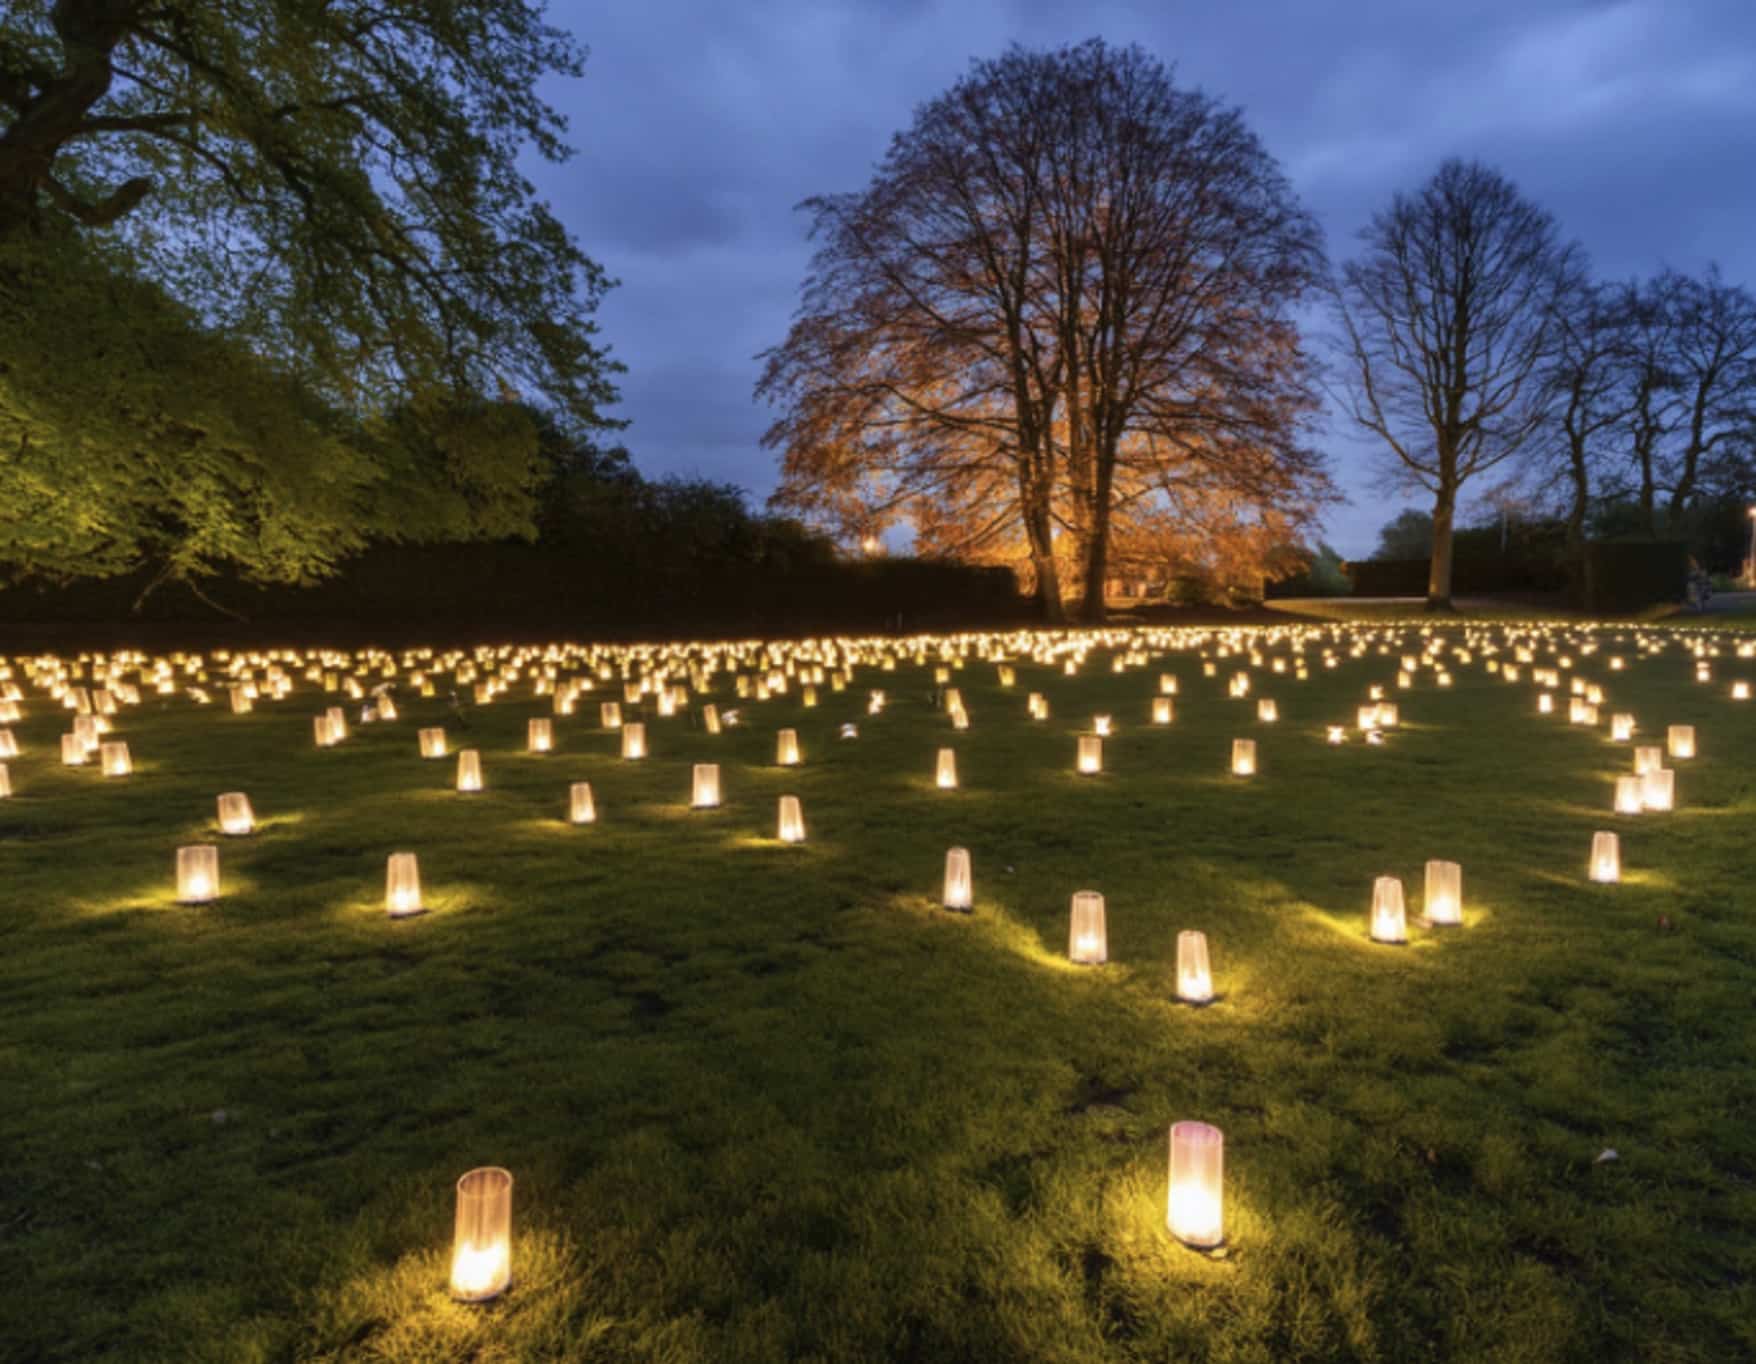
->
(1330, 167, 1756, 605)
(763, 41, 1756, 615)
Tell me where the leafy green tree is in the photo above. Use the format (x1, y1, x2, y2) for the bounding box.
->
(1374, 509, 1433, 559)
(0, 0, 619, 597)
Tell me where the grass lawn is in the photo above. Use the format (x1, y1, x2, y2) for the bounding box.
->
(2, 621, 1754, 1363)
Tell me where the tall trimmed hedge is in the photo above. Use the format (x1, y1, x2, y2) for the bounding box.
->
(0, 544, 1026, 637)
(1581, 541, 1689, 613)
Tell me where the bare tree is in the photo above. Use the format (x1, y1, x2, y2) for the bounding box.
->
(1664, 267, 1756, 524)
(759, 40, 1327, 621)
(1330, 159, 1583, 609)
(1538, 279, 1634, 566)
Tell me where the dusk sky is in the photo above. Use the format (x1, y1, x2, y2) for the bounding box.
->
(530, 0, 1756, 558)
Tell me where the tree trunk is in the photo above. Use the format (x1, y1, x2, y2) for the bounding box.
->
(1427, 489, 1457, 611)
(1077, 436, 1118, 623)
(1020, 469, 1065, 623)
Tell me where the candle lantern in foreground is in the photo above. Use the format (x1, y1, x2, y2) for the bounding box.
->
(456, 749, 484, 793)
(1076, 735, 1102, 775)
(936, 748, 958, 790)
(1230, 739, 1256, 776)
(1370, 876, 1407, 943)
(176, 845, 220, 903)
(568, 781, 596, 825)
(1589, 831, 1620, 883)
(216, 792, 255, 836)
(1667, 724, 1695, 760)
(1257, 698, 1278, 723)
(418, 727, 447, 760)
(0, 728, 15, 758)
(385, 852, 423, 917)
(61, 733, 87, 766)
(1610, 713, 1634, 742)
(775, 728, 801, 766)
(1614, 775, 1643, 815)
(1151, 697, 1173, 725)
(600, 701, 622, 729)
(526, 718, 553, 754)
(1422, 860, 1462, 926)
(449, 1167, 513, 1301)
(1068, 891, 1107, 964)
(1176, 930, 1213, 1004)
(100, 740, 132, 777)
(942, 847, 972, 911)
(0, 763, 9, 799)
(1640, 767, 1674, 812)
(777, 795, 806, 843)
(1633, 745, 1662, 776)
(1167, 1121, 1225, 1248)
(691, 763, 721, 809)
(621, 722, 647, 760)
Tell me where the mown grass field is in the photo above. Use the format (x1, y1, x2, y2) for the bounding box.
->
(2, 620, 1754, 1363)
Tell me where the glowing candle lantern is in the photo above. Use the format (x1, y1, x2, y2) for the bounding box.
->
(1028, 692, 1048, 720)
(0, 764, 10, 799)
(1230, 739, 1256, 777)
(1422, 860, 1462, 926)
(621, 722, 647, 760)
(526, 718, 553, 754)
(1159, 674, 1179, 695)
(385, 852, 423, 917)
(568, 781, 596, 825)
(419, 727, 447, 760)
(1326, 725, 1346, 744)
(1633, 745, 1663, 776)
(456, 749, 484, 793)
(176, 845, 220, 903)
(1668, 725, 1695, 760)
(1166, 1121, 1225, 1249)
(216, 792, 254, 836)
(691, 763, 721, 808)
(936, 747, 959, 789)
(600, 701, 622, 729)
(775, 728, 801, 766)
(1151, 697, 1173, 725)
(1377, 703, 1399, 729)
(0, 729, 15, 758)
(60, 733, 87, 766)
(1357, 705, 1380, 731)
(1075, 734, 1103, 776)
(325, 706, 348, 742)
(1370, 876, 1407, 944)
(1640, 767, 1674, 812)
(312, 714, 336, 748)
(1610, 713, 1634, 742)
(777, 795, 806, 844)
(1068, 891, 1107, 964)
(1538, 692, 1554, 715)
(703, 703, 721, 735)
(1589, 831, 1620, 883)
(1176, 930, 1214, 1004)
(1257, 698, 1278, 723)
(449, 1167, 513, 1302)
(99, 741, 132, 777)
(377, 696, 398, 722)
(943, 846, 972, 911)
(1614, 775, 1643, 815)
(1735, 682, 1751, 701)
